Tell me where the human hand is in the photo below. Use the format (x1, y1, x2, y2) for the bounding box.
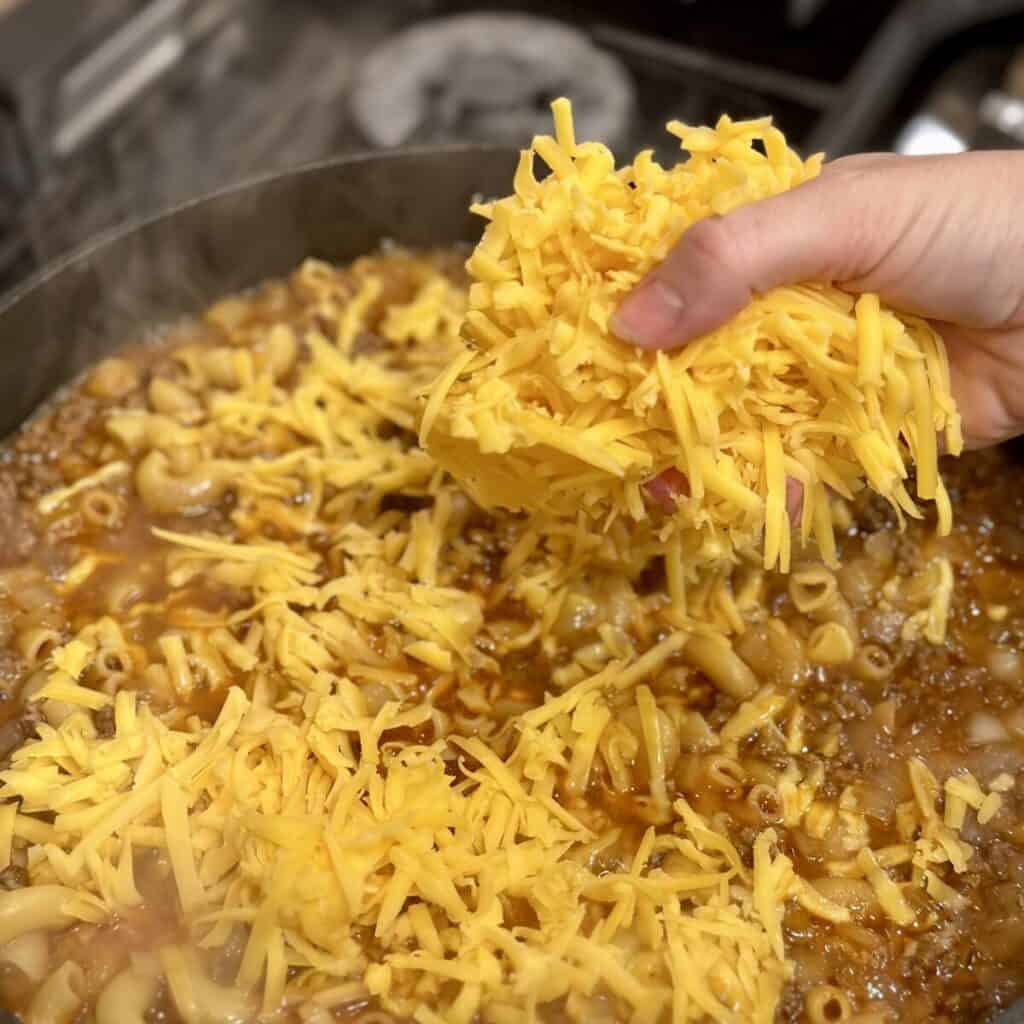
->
(611, 151, 1024, 451)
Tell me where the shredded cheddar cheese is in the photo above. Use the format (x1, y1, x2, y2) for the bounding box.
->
(0, 142, 997, 1021)
(424, 99, 962, 577)
(3, 254, 821, 1022)
(4, 676, 804, 1022)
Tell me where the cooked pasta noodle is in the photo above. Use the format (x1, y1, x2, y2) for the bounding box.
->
(809, 878, 877, 917)
(0, 931, 48, 981)
(682, 633, 758, 700)
(105, 575, 146, 615)
(25, 961, 84, 1024)
(734, 620, 807, 685)
(805, 984, 853, 1023)
(837, 559, 885, 607)
(96, 968, 158, 1024)
(807, 622, 855, 665)
(850, 643, 895, 683)
(94, 644, 135, 676)
(149, 377, 200, 415)
(705, 754, 747, 792)
(747, 783, 782, 822)
(789, 567, 839, 614)
(599, 721, 640, 793)
(15, 626, 62, 667)
(160, 945, 253, 1022)
(87, 357, 140, 399)
(135, 450, 226, 516)
(262, 324, 298, 380)
(79, 488, 124, 529)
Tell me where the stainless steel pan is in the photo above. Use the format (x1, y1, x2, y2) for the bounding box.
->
(0, 146, 1020, 1024)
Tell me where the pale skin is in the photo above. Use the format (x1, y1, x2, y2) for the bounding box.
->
(610, 151, 1024, 515)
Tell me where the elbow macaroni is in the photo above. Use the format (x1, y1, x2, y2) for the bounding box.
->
(0, 931, 48, 982)
(683, 633, 759, 700)
(0, 886, 78, 946)
(25, 961, 84, 1024)
(96, 967, 158, 1024)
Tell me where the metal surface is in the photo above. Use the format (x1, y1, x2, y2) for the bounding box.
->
(808, 0, 1024, 154)
(0, 144, 517, 439)
(0, 0, 245, 168)
(351, 14, 635, 150)
(590, 23, 839, 110)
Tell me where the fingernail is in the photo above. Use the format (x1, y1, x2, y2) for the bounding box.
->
(785, 478, 803, 524)
(611, 279, 686, 348)
(645, 467, 690, 511)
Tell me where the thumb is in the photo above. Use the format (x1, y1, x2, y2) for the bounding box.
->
(611, 163, 888, 349)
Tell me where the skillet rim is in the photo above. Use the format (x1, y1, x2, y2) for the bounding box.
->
(0, 141, 519, 316)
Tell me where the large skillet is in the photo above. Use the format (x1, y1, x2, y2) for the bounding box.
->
(0, 148, 1021, 1024)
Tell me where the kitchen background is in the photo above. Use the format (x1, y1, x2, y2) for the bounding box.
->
(0, 0, 1023, 296)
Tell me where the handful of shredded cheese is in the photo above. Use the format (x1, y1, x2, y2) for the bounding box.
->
(423, 99, 963, 573)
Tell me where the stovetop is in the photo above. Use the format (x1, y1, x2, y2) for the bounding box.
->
(1, 0, 1023, 295)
